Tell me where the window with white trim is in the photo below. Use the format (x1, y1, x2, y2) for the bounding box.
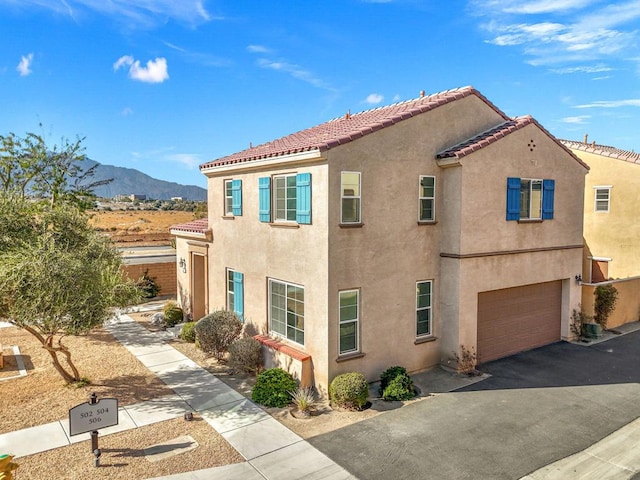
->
(419, 176, 435, 222)
(520, 179, 543, 219)
(274, 174, 297, 221)
(506, 177, 555, 221)
(594, 186, 611, 212)
(226, 269, 244, 319)
(224, 180, 233, 215)
(416, 280, 432, 337)
(341, 171, 361, 223)
(269, 279, 304, 345)
(339, 290, 359, 355)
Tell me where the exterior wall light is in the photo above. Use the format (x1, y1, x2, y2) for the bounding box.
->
(575, 274, 582, 284)
(179, 257, 187, 273)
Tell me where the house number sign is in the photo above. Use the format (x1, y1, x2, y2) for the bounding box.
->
(69, 393, 118, 436)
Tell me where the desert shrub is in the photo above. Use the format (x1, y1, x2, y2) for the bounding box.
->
(163, 302, 184, 327)
(594, 285, 619, 330)
(329, 372, 368, 410)
(136, 270, 160, 298)
(228, 337, 263, 374)
(379, 366, 415, 401)
(570, 307, 594, 338)
(194, 310, 243, 360)
(180, 322, 197, 343)
(251, 368, 297, 408)
(290, 386, 315, 414)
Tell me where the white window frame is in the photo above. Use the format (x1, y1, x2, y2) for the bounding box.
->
(268, 278, 305, 345)
(273, 174, 297, 222)
(520, 178, 543, 220)
(594, 186, 612, 213)
(341, 171, 361, 224)
(226, 268, 235, 311)
(416, 280, 433, 338)
(224, 179, 233, 216)
(338, 289, 360, 355)
(418, 175, 436, 222)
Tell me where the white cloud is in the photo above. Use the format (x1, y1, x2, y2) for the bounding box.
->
(256, 58, 332, 90)
(247, 45, 271, 54)
(550, 64, 613, 74)
(365, 93, 384, 104)
(562, 115, 590, 124)
(574, 99, 640, 108)
(165, 153, 201, 169)
(114, 55, 169, 83)
(498, 0, 596, 14)
(8, 0, 215, 29)
(120, 107, 134, 116)
(17, 53, 34, 76)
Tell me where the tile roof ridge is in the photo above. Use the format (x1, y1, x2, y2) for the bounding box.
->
(559, 139, 640, 163)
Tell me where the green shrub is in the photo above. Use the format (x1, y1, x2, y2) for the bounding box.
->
(379, 366, 415, 401)
(180, 322, 197, 343)
(228, 337, 263, 374)
(136, 270, 160, 298)
(163, 301, 184, 327)
(594, 285, 619, 330)
(329, 372, 368, 410)
(194, 310, 243, 360)
(251, 368, 297, 408)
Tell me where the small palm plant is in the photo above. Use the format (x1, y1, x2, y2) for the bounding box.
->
(289, 386, 315, 417)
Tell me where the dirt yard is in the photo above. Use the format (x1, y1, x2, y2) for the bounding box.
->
(89, 210, 198, 246)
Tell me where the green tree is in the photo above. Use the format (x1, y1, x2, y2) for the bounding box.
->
(0, 195, 140, 383)
(0, 130, 112, 210)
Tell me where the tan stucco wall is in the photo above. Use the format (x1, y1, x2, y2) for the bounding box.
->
(571, 150, 640, 280)
(581, 278, 640, 329)
(204, 158, 331, 389)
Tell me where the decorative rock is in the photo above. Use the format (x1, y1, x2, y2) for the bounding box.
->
(150, 312, 165, 327)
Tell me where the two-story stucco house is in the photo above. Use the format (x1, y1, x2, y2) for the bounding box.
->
(560, 138, 640, 328)
(172, 86, 588, 393)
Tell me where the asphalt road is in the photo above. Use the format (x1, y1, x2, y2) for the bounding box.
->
(309, 331, 640, 480)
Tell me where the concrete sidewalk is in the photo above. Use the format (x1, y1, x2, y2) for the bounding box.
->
(0, 314, 355, 480)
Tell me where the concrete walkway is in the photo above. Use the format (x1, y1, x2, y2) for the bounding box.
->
(0, 313, 355, 480)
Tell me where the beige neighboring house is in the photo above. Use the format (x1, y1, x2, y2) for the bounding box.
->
(172, 86, 588, 393)
(560, 138, 640, 328)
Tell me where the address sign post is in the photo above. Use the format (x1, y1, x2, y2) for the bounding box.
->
(69, 393, 118, 467)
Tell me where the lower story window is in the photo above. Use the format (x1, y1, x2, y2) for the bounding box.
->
(269, 279, 304, 345)
(416, 280, 432, 337)
(339, 290, 359, 355)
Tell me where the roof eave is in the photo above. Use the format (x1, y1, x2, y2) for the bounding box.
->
(200, 149, 325, 175)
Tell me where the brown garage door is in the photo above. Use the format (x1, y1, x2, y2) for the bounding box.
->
(477, 281, 562, 364)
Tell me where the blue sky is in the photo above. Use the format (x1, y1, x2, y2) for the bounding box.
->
(1, 0, 639, 188)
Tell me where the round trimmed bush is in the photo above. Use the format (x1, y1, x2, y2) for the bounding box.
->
(180, 321, 197, 343)
(228, 337, 263, 374)
(251, 368, 297, 408)
(194, 310, 243, 360)
(329, 372, 368, 410)
(163, 302, 184, 327)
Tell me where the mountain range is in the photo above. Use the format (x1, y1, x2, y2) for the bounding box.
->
(81, 159, 207, 201)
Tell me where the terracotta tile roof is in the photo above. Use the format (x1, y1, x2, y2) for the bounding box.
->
(436, 116, 535, 159)
(436, 116, 590, 170)
(169, 219, 209, 235)
(559, 139, 640, 165)
(200, 86, 508, 169)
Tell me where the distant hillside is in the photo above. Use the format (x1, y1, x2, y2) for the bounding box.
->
(80, 159, 207, 201)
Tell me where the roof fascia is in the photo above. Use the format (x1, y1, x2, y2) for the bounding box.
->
(201, 149, 325, 176)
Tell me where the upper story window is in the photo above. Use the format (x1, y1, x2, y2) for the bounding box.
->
(224, 179, 242, 216)
(506, 177, 555, 221)
(594, 186, 611, 213)
(259, 173, 311, 225)
(269, 279, 305, 345)
(341, 172, 361, 224)
(419, 176, 435, 222)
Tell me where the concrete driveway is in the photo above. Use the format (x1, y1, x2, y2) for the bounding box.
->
(309, 329, 640, 480)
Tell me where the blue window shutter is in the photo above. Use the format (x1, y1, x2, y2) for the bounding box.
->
(506, 177, 521, 221)
(258, 177, 271, 222)
(296, 173, 312, 224)
(233, 271, 244, 320)
(542, 179, 555, 220)
(231, 179, 242, 216)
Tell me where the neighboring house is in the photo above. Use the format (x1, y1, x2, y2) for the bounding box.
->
(172, 86, 588, 393)
(560, 138, 640, 328)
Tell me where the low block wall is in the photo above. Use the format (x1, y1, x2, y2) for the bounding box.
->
(254, 335, 313, 388)
(122, 262, 177, 296)
(581, 277, 640, 329)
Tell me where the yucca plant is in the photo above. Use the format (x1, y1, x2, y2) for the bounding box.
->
(289, 386, 315, 416)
